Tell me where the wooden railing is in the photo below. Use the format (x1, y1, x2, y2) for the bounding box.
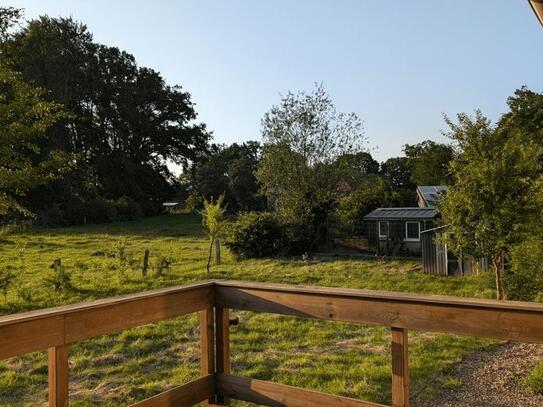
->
(2, 280, 543, 406)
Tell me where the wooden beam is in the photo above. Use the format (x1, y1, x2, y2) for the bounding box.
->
(200, 308, 215, 405)
(0, 282, 214, 359)
(215, 308, 230, 405)
(129, 374, 215, 407)
(391, 328, 409, 407)
(48, 345, 69, 407)
(66, 286, 213, 343)
(216, 374, 387, 407)
(214, 281, 543, 343)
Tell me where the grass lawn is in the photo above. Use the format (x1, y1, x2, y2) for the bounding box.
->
(0, 214, 498, 406)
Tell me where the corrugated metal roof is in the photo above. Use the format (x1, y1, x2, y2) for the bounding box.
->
(417, 185, 448, 207)
(363, 207, 439, 220)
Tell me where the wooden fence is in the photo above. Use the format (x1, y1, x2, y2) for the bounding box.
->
(2, 280, 543, 406)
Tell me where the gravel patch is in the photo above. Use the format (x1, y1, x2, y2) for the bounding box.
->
(414, 342, 543, 407)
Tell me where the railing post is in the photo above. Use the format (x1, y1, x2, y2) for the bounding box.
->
(391, 327, 409, 407)
(200, 308, 215, 405)
(215, 308, 230, 405)
(48, 345, 69, 407)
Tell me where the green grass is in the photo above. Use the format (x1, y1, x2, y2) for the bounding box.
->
(0, 214, 498, 406)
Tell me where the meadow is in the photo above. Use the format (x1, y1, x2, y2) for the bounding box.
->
(0, 214, 499, 406)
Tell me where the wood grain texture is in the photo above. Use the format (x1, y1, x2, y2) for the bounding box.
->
(391, 328, 409, 407)
(48, 345, 69, 407)
(129, 374, 214, 407)
(200, 308, 215, 405)
(214, 283, 543, 343)
(215, 308, 230, 405)
(216, 374, 387, 407)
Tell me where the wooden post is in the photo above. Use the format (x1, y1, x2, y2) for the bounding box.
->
(215, 239, 221, 265)
(200, 308, 215, 405)
(391, 327, 409, 407)
(142, 249, 150, 276)
(48, 345, 69, 407)
(215, 308, 230, 405)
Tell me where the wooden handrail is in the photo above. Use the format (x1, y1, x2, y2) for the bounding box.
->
(2, 280, 543, 406)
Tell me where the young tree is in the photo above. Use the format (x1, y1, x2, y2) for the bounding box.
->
(0, 65, 70, 216)
(439, 110, 542, 299)
(257, 84, 366, 243)
(201, 195, 226, 273)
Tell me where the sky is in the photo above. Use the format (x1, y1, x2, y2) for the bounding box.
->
(5, 0, 543, 171)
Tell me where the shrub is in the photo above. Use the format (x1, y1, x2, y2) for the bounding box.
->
(86, 199, 118, 224)
(114, 196, 143, 221)
(524, 360, 543, 395)
(506, 237, 543, 301)
(225, 212, 287, 259)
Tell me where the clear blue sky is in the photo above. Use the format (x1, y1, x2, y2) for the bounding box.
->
(6, 0, 543, 169)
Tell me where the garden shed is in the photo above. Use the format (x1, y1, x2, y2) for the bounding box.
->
(421, 225, 489, 276)
(363, 207, 438, 256)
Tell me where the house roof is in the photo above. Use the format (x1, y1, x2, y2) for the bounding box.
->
(417, 185, 448, 207)
(363, 207, 439, 220)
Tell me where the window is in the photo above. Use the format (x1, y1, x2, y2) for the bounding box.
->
(379, 221, 388, 239)
(405, 221, 420, 241)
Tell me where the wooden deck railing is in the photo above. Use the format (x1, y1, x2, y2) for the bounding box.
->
(3, 280, 543, 406)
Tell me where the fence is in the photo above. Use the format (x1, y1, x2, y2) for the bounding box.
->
(2, 280, 543, 406)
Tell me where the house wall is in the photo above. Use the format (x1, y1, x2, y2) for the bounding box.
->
(364, 219, 434, 256)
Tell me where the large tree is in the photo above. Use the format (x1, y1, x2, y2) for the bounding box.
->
(440, 108, 542, 299)
(257, 84, 366, 242)
(1, 15, 210, 219)
(404, 140, 454, 185)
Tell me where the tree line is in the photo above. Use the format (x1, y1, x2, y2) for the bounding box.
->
(0, 8, 210, 225)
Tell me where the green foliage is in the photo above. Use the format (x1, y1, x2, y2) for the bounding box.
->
(0, 64, 70, 216)
(524, 360, 543, 395)
(188, 142, 264, 212)
(1, 15, 210, 222)
(201, 195, 226, 272)
(404, 140, 454, 186)
(257, 84, 367, 245)
(440, 105, 543, 299)
(506, 235, 543, 301)
(336, 177, 392, 232)
(48, 264, 73, 293)
(225, 212, 287, 258)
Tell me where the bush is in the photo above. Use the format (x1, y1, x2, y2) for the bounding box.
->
(506, 237, 543, 301)
(86, 199, 118, 224)
(225, 212, 287, 259)
(524, 360, 543, 394)
(114, 196, 143, 221)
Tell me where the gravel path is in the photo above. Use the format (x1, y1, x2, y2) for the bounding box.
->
(414, 342, 543, 407)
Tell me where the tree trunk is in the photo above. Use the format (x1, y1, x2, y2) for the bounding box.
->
(206, 237, 214, 273)
(493, 253, 505, 300)
(215, 238, 221, 265)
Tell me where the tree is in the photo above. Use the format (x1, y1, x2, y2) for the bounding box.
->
(439, 110, 542, 299)
(201, 195, 226, 273)
(403, 140, 454, 185)
(336, 176, 392, 233)
(2, 15, 210, 220)
(0, 64, 70, 216)
(379, 157, 416, 206)
(188, 141, 264, 212)
(257, 84, 366, 244)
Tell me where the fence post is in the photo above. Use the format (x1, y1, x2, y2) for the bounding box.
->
(391, 327, 409, 407)
(48, 345, 69, 407)
(215, 308, 230, 405)
(200, 308, 215, 405)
